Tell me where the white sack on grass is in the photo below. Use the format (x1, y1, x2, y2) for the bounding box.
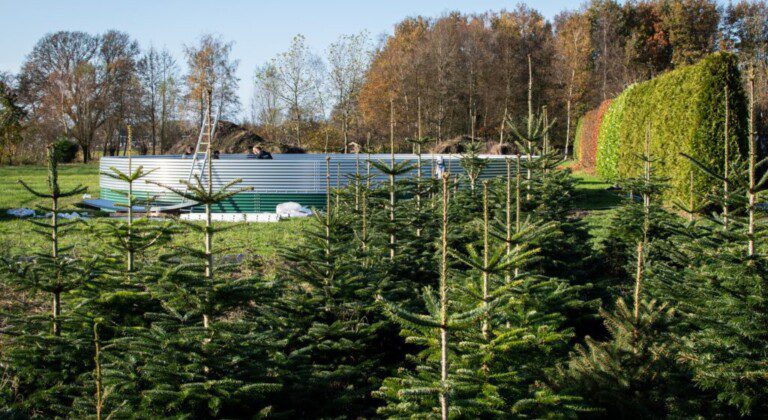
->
(7, 208, 35, 218)
(275, 202, 312, 218)
(44, 212, 86, 220)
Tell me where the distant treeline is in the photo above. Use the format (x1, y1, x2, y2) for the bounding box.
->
(0, 0, 766, 163)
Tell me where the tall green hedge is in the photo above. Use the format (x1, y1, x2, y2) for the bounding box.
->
(573, 116, 584, 162)
(596, 87, 634, 181)
(595, 52, 748, 203)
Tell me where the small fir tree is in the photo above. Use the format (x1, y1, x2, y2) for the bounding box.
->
(0, 145, 92, 416)
(375, 173, 486, 419)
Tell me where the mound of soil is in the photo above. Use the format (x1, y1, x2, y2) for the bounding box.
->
(431, 136, 517, 155)
(170, 120, 269, 154)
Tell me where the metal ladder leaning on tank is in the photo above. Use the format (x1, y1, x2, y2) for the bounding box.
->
(180, 91, 222, 211)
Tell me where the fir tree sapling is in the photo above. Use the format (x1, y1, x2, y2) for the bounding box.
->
(746, 66, 756, 256)
(16, 145, 88, 335)
(0, 145, 92, 417)
(369, 99, 414, 261)
(654, 63, 768, 415)
(97, 125, 168, 273)
(724, 84, 731, 230)
(407, 133, 433, 238)
(554, 141, 700, 417)
(375, 173, 485, 419)
(506, 54, 555, 202)
(597, 129, 677, 296)
(133, 92, 280, 416)
(65, 126, 177, 417)
(444, 166, 587, 416)
(459, 141, 488, 192)
(273, 160, 391, 417)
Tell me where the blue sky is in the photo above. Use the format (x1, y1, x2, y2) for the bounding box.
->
(0, 1, 581, 119)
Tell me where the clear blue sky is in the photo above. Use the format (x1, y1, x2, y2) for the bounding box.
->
(0, 0, 580, 120)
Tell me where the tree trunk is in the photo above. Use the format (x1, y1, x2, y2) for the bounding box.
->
(634, 241, 643, 321)
(151, 111, 157, 155)
(439, 173, 449, 420)
(416, 96, 422, 237)
(499, 106, 507, 146)
(342, 116, 348, 154)
(748, 67, 756, 256)
(505, 159, 511, 283)
(94, 323, 103, 420)
(481, 182, 489, 341)
(160, 88, 168, 153)
(52, 291, 61, 336)
(389, 98, 396, 260)
(127, 126, 135, 272)
(565, 68, 575, 159)
(204, 91, 213, 331)
(602, 22, 608, 101)
(723, 85, 730, 231)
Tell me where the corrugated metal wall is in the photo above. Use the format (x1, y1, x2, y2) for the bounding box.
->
(100, 153, 524, 212)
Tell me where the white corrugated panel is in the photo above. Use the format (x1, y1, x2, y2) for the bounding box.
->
(100, 153, 529, 197)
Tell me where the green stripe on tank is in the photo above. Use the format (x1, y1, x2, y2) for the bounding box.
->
(101, 188, 327, 213)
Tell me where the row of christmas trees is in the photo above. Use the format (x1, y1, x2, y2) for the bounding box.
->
(1, 71, 766, 418)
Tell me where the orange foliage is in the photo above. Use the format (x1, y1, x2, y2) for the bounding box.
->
(576, 99, 612, 172)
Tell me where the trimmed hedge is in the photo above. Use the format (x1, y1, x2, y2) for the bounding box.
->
(595, 52, 748, 203)
(575, 99, 612, 172)
(573, 117, 583, 163)
(596, 87, 634, 181)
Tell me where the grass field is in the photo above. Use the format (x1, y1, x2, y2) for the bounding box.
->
(0, 163, 101, 211)
(0, 162, 621, 257)
(0, 163, 309, 258)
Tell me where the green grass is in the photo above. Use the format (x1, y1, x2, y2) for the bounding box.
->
(0, 163, 100, 212)
(0, 162, 620, 259)
(0, 163, 308, 258)
(571, 170, 622, 211)
(0, 217, 309, 259)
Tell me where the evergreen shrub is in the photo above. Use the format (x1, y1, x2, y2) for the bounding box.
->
(52, 138, 79, 163)
(596, 88, 633, 181)
(595, 52, 747, 203)
(573, 116, 583, 163)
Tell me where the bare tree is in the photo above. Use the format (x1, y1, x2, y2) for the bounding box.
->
(327, 31, 370, 153)
(137, 47, 162, 154)
(427, 15, 461, 141)
(554, 11, 592, 158)
(588, 1, 627, 101)
(101, 31, 141, 157)
(0, 74, 25, 164)
(184, 34, 240, 125)
(158, 49, 180, 153)
(138, 47, 179, 154)
(252, 62, 283, 141)
(19, 30, 138, 162)
(272, 34, 324, 149)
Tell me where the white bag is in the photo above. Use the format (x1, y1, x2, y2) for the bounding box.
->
(275, 202, 312, 218)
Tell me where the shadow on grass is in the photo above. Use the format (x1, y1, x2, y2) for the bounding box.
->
(573, 188, 622, 211)
(571, 170, 623, 211)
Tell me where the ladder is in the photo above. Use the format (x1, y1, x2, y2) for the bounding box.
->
(185, 94, 222, 189)
(180, 93, 222, 210)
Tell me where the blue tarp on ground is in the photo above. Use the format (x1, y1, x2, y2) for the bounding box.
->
(78, 199, 196, 213)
